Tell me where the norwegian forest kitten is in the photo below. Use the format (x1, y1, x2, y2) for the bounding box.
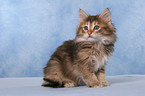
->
(42, 8, 116, 88)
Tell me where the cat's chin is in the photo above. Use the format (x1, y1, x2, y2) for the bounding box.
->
(87, 37, 99, 42)
(75, 37, 99, 43)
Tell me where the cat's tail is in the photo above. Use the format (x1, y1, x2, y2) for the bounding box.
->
(42, 78, 64, 88)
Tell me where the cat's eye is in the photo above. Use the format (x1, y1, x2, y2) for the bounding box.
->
(84, 26, 88, 30)
(94, 25, 100, 30)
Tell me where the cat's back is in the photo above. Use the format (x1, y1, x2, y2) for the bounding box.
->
(56, 40, 75, 53)
(51, 40, 76, 62)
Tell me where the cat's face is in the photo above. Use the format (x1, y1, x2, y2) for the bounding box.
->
(77, 18, 102, 42)
(75, 9, 116, 44)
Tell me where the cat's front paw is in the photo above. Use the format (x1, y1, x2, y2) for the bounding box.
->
(89, 84, 99, 88)
(88, 81, 100, 88)
(99, 80, 109, 87)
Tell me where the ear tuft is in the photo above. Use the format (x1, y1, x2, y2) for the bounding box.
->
(100, 8, 111, 23)
(79, 9, 88, 22)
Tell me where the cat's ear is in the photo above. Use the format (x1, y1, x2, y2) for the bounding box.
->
(99, 8, 111, 23)
(79, 9, 88, 22)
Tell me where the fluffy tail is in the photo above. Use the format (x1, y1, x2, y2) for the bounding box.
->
(42, 78, 64, 88)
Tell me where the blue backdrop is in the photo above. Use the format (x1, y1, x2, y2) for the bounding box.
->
(0, 0, 145, 77)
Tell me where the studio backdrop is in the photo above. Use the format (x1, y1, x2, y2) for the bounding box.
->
(0, 0, 145, 77)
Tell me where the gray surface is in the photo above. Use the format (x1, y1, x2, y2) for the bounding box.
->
(0, 75, 145, 96)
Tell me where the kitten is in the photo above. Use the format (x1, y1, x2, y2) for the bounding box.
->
(42, 8, 116, 88)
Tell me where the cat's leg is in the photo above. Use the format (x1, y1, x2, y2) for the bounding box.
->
(42, 60, 63, 87)
(43, 74, 76, 87)
(80, 65, 100, 88)
(97, 67, 109, 87)
(61, 70, 78, 87)
(63, 80, 75, 88)
(42, 74, 63, 87)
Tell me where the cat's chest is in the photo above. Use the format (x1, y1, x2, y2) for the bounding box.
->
(89, 44, 108, 71)
(77, 42, 109, 71)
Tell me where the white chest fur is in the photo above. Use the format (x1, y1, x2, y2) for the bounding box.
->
(90, 54, 108, 72)
(89, 43, 109, 72)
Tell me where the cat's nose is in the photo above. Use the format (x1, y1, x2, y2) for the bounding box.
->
(88, 32, 92, 37)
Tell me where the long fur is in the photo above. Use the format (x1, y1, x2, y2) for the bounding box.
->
(42, 8, 116, 88)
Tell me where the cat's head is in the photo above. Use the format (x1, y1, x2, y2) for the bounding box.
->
(75, 8, 116, 44)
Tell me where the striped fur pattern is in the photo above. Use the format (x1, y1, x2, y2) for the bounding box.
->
(42, 8, 116, 88)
